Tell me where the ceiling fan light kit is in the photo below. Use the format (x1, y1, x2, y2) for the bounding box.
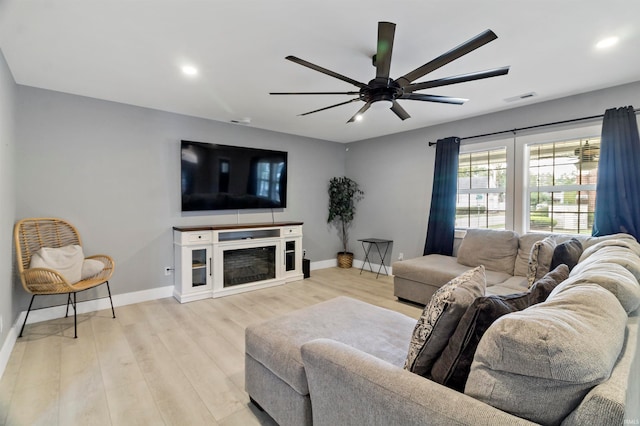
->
(271, 22, 511, 123)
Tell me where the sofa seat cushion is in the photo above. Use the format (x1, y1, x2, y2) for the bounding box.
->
(465, 282, 628, 425)
(393, 255, 511, 288)
(486, 276, 528, 295)
(245, 296, 415, 396)
(457, 228, 519, 275)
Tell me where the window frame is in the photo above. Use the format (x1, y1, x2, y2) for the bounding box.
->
(456, 123, 602, 236)
(456, 142, 512, 231)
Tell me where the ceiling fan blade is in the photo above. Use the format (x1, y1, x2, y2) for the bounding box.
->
(390, 101, 410, 120)
(397, 29, 498, 86)
(404, 66, 510, 93)
(270, 91, 361, 95)
(376, 22, 396, 79)
(401, 93, 468, 105)
(299, 98, 361, 116)
(347, 102, 372, 123)
(286, 56, 368, 89)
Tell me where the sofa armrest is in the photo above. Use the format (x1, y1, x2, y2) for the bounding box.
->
(301, 338, 538, 426)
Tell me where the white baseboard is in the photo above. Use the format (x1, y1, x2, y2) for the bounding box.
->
(353, 259, 393, 276)
(15, 285, 174, 327)
(310, 259, 336, 270)
(309, 258, 393, 276)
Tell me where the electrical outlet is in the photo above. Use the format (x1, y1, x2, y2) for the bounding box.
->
(164, 267, 172, 276)
(398, 252, 404, 261)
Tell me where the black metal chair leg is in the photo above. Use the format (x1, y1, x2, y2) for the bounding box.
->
(65, 293, 72, 318)
(105, 281, 116, 319)
(19, 295, 36, 338)
(73, 292, 77, 338)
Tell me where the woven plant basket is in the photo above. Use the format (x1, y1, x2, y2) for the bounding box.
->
(337, 252, 354, 268)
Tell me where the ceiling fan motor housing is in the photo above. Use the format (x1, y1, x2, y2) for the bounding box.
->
(360, 78, 403, 103)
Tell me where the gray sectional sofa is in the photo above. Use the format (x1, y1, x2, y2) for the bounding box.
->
(245, 232, 640, 426)
(392, 228, 628, 305)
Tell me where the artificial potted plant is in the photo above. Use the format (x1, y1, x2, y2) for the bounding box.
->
(328, 176, 364, 268)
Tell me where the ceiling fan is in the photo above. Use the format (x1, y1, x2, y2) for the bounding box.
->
(271, 22, 510, 123)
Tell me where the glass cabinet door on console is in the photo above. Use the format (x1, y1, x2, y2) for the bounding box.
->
(191, 247, 210, 288)
(285, 240, 296, 272)
(175, 244, 212, 301)
(173, 228, 214, 303)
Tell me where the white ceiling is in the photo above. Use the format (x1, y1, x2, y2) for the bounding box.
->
(1, 1, 639, 143)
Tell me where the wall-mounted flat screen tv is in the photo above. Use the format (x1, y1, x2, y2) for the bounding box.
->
(181, 140, 288, 211)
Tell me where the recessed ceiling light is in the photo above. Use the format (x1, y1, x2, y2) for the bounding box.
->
(596, 36, 619, 49)
(355, 114, 363, 122)
(181, 65, 199, 76)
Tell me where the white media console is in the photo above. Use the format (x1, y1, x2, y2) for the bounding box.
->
(173, 222, 304, 303)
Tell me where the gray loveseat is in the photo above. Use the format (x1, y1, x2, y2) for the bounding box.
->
(245, 233, 640, 425)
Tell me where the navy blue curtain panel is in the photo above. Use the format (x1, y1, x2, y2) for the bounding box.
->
(592, 106, 640, 239)
(424, 137, 460, 255)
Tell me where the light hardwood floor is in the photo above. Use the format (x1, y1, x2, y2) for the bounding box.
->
(0, 268, 422, 426)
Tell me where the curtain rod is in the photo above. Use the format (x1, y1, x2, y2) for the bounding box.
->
(428, 108, 640, 146)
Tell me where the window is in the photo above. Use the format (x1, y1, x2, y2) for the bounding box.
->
(527, 138, 599, 234)
(456, 148, 507, 229)
(454, 124, 601, 235)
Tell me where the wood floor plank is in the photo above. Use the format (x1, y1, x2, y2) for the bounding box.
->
(157, 328, 248, 421)
(122, 321, 219, 425)
(0, 340, 26, 425)
(58, 318, 111, 425)
(2, 267, 422, 425)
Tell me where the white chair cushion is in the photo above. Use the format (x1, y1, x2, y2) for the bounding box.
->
(81, 259, 105, 280)
(30, 244, 84, 284)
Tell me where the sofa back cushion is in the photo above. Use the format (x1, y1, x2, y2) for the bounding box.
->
(569, 239, 640, 313)
(457, 229, 519, 275)
(464, 282, 628, 425)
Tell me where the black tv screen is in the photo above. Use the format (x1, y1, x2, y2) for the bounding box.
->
(181, 140, 287, 211)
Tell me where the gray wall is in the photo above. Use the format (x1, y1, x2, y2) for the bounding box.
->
(15, 87, 346, 311)
(346, 81, 640, 264)
(0, 50, 16, 346)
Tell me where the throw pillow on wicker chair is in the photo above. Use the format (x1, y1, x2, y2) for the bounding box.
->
(29, 244, 85, 284)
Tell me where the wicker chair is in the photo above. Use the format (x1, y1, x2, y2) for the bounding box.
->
(14, 218, 115, 338)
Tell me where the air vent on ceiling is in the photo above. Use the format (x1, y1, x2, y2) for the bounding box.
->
(504, 92, 537, 103)
(230, 117, 251, 125)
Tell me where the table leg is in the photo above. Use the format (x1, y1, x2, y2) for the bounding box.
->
(373, 242, 391, 278)
(360, 241, 374, 275)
